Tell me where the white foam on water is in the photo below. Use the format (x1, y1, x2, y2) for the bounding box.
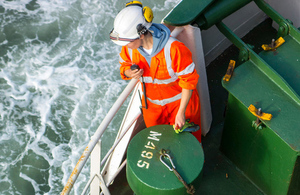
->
(0, 0, 181, 194)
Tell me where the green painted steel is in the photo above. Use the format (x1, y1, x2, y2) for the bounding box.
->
(163, 0, 214, 26)
(216, 22, 300, 105)
(163, 0, 251, 30)
(259, 36, 300, 98)
(254, 0, 300, 42)
(221, 93, 299, 194)
(163, 0, 300, 36)
(218, 1, 300, 193)
(221, 58, 300, 149)
(126, 125, 204, 195)
(199, 0, 252, 30)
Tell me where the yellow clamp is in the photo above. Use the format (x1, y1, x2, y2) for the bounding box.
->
(261, 37, 285, 51)
(248, 104, 272, 121)
(223, 60, 236, 82)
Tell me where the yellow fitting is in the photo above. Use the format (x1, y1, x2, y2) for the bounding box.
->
(262, 37, 285, 51)
(248, 104, 272, 121)
(223, 60, 236, 82)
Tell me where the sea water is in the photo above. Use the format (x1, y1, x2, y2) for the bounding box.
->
(0, 0, 180, 194)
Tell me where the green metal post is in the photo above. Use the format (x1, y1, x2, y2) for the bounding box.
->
(254, 0, 300, 41)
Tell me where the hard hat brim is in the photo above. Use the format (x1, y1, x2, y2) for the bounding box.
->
(112, 39, 130, 46)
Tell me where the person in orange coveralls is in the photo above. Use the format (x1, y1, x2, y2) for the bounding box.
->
(109, 1, 201, 142)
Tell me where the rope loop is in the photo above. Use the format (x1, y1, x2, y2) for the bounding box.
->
(159, 149, 195, 195)
(160, 152, 175, 171)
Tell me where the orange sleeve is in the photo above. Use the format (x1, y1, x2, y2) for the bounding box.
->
(170, 41, 199, 90)
(119, 46, 133, 80)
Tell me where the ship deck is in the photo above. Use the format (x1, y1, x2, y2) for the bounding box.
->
(109, 18, 277, 195)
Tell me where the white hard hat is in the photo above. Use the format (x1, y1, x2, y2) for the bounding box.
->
(110, 4, 153, 46)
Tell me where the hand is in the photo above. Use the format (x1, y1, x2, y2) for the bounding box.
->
(174, 110, 185, 130)
(125, 69, 144, 79)
(174, 89, 192, 130)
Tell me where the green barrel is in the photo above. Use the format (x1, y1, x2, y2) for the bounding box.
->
(126, 125, 204, 195)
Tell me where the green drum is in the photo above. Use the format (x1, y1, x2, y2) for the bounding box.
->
(126, 125, 204, 195)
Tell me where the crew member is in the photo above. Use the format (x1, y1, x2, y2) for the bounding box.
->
(109, 1, 201, 142)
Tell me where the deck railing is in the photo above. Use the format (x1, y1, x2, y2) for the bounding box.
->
(61, 79, 140, 195)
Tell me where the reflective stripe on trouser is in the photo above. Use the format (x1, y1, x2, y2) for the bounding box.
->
(147, 93, 182, 106)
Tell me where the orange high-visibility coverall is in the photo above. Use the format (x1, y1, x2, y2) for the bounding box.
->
(119, 37, 201, 142)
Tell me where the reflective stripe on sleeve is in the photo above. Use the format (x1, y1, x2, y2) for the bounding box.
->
(119, 55, 125, 63)
(119, 48, 133, 63)
(128, 48, 133, 60)
(176, 62, 195, 76)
